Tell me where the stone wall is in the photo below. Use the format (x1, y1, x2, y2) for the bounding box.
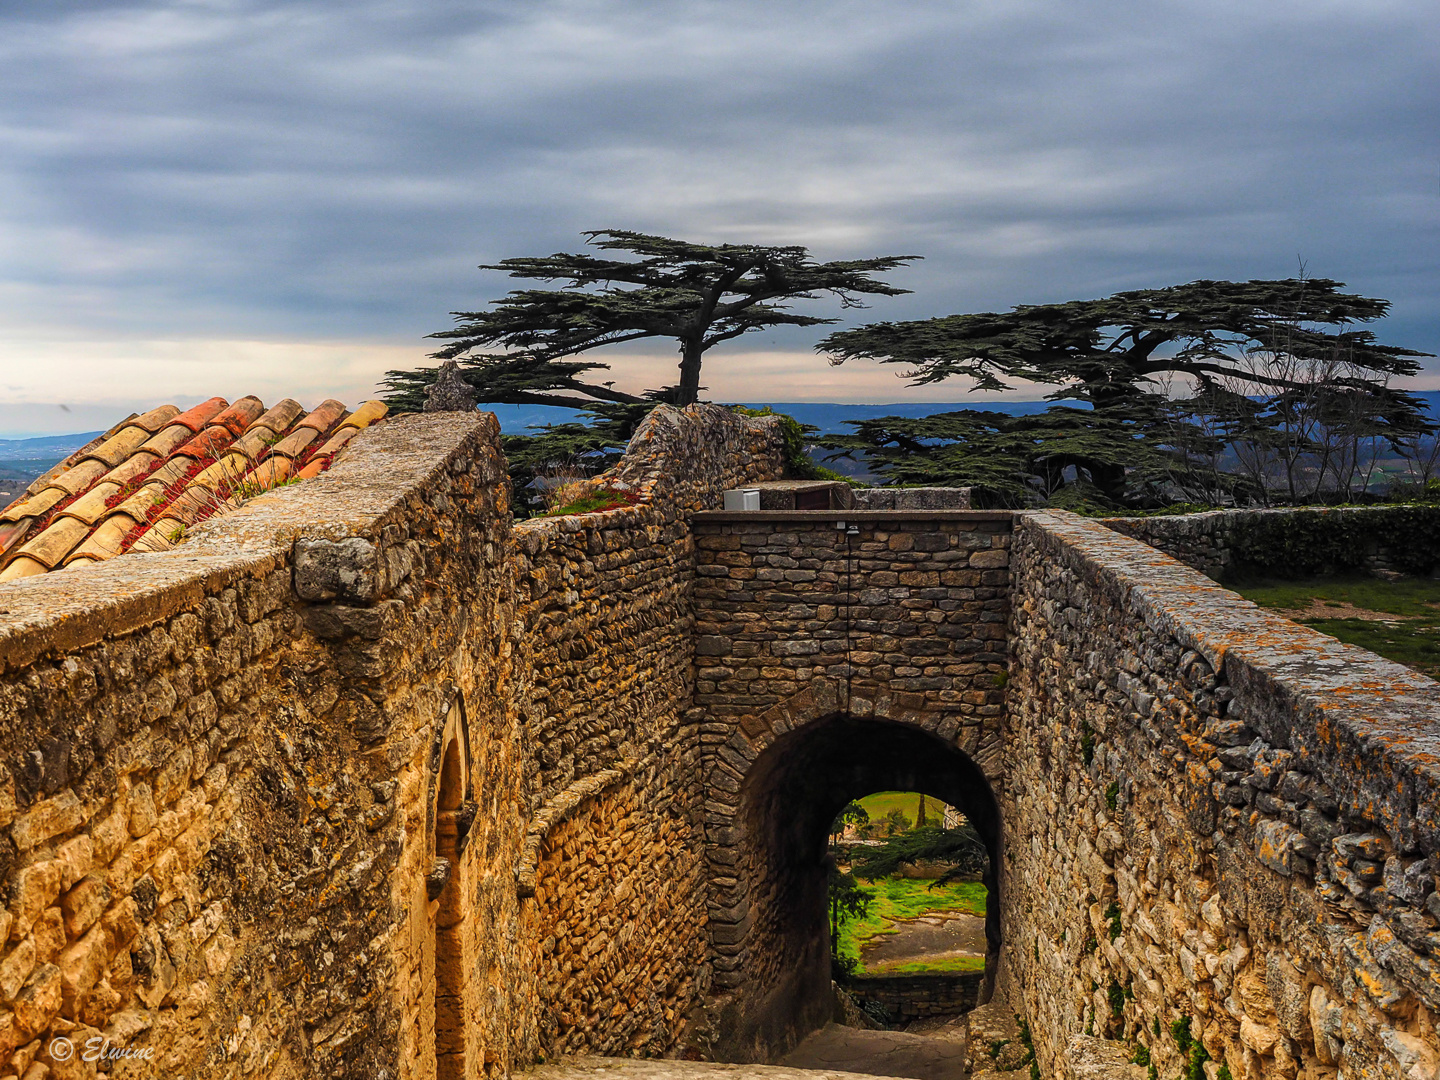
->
(846, 974, 983, 1024)
(0, 402, 788, 1080)
(1004, 511, 1440, 1080)
(511, 404, 786, 1061)
(690, 511, 1012, 1060)
(1102, 505, 1440, 582)
(0, 412, 519, 1080)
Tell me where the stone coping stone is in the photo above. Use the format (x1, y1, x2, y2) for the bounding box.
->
(693, 510, 1014, 523)
(0, 411, 489, 673)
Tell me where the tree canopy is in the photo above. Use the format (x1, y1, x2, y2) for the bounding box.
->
(383, 230, 918, 411)
(818, 277, 1433, 507)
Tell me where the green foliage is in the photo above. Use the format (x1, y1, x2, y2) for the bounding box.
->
(832, 800, 870, 841)
(828, 862, 873, 981)
(831, 875, 987, 975)
(1105, 781, 1120, 812)
(1216, 1066, 1233, 1080)
(850, 823, 988, 884)
(1017, 1016, 1038, 1080)
(1171, 1016, 1193, 1053)
(1132, 1045, 1151, 1066)
(539, 486, 641, 517)
(732, 405, 858, 484)
(817, 277, 1433, 508)
(1105, 901, 1123, 943)
(1225, 506, 1440, 579)
(1108, 980, 1125, 1018)
(1080, 720, 1096, 766)
(384, 229, 916, 412)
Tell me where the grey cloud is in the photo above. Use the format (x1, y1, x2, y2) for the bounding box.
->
(0, 0, 1435, 370)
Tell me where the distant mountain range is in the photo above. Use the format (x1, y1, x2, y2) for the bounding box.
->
(5, 389, 1439, 493)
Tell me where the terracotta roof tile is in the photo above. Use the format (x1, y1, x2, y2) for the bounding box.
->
(269, 426, 321, 460)
(338, 399, 388, 430)
(253, 398, 305, 436)
(10, 516, 90, 570)
(171, 397, 229, 432)
(139, 423, 201, 458)
(81, 424, 153, 469)
(128, 404, 182, 433)
(210, 396, 265, 437)
(49, 458, 112, 498)
(66, 515, 136, 565)
(0, 393, 387, 582)
(1, 485, 69, 524)
(314, 425, 361, 458)
(0, 555, 47, 582)
(57, 482, 123, 526)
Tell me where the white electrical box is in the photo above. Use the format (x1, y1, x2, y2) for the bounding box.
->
(723, 488, 761, 511)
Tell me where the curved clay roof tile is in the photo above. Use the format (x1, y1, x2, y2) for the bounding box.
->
(337, 400, 388, 430)
(300, 399, 349, 434)
(10, 516, 90, 570)
(0, 556, 46, 582)
(315, 425, 361, 458)
(82, 424, 153, 469)
(128, 404, 182, 434)
(112, 481, 169, 522)
(268, 426, 320, 460)
(229, 428, 280, 463)
(251, 398, 305, 435)
(209, 396, 265, 437)
(245, 457, 293, 490)
(188, 454, 253, 493)
(170, 397, 229, 433)
(57, 482, 122, 526)
(174, 426, 236, 463)
(139, 423, 198, 459)
(0, 484, 69, 525)
(48, 459, 111, 498)
(65, 514, 138, 565)
(99, 451, 162, 490)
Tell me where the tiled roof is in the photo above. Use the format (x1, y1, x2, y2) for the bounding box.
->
(0, 395, 388, 582)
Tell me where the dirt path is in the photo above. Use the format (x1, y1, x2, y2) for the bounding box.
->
(861, 913, 986, 973)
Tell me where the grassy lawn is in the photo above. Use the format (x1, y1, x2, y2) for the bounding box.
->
(836, 875, 987, 975)
(1233, 575, 1440, 679)
(856, 791, 951, 826)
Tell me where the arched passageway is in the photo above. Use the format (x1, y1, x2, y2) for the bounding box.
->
(707, 712, 1002, 1062)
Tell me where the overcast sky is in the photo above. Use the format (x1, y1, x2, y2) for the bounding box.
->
(1, 0, 1436, 435)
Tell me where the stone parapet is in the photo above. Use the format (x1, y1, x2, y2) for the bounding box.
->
(1004, 510, 1440, 1080)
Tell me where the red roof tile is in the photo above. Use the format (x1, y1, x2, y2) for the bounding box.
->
(0, 395, 388, 582)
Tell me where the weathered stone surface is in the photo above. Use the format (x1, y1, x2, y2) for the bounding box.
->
(1004, 510, 1440, 1080)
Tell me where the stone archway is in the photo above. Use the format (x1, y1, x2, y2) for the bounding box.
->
(702, 678, 1003, 1063)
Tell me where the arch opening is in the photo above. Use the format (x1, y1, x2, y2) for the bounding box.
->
(712, 713, 1002, 1062)
(432, 703, 470, 1080)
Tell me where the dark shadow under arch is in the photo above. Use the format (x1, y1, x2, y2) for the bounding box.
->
(712, 713, 1002, 1061)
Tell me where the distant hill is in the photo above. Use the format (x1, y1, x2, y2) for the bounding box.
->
(0, 431, 104, 505)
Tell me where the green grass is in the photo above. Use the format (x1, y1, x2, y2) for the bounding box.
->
(856, 791, 951, 824)
(1233, 575, 1440, 678)
(836, 875, 988, 976)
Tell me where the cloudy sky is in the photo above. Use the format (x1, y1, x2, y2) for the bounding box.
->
(1, 0, 1436, 435)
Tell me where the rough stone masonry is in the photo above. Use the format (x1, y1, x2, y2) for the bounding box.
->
(1, 403, 1438, 1080)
